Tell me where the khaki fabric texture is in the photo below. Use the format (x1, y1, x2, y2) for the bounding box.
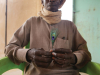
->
(5, 16, 91, 75)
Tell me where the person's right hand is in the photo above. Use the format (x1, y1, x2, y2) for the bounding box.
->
(26, 48, 52, 68)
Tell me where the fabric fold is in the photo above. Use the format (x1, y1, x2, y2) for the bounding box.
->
(16, 49, 29, 63)
(74, 53, 83, 64)
(38, 7, 61, 24)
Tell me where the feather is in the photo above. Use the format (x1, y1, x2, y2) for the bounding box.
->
(50, 28, 59, 48)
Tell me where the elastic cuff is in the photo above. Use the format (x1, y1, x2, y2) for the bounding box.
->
(26, 49, 31, 63)
(16, 49, 29, 63)
(74, 53, 83, 64)
(74, 54, 77, 65)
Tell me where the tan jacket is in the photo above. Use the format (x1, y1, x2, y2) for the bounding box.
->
(5, 16, 91, 75)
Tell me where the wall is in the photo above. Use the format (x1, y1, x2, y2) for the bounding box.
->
(0, 0, 5, 58)
(60, 0, 73, 21)
(74, 0, 100, 63)
(0, 0, 42, 58)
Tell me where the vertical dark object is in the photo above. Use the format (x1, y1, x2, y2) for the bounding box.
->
(73, 0, 75, 23)
(5, 0, 7, 46)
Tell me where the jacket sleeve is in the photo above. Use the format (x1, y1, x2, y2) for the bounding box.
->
(5, 17, 32, 65)
(71, 22, 91, 69)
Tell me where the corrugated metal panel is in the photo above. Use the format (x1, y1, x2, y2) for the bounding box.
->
(73, 0, 100, 63)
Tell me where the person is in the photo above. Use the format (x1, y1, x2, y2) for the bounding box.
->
(5, 0, 91, 75)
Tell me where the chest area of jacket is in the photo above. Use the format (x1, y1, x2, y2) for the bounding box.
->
(29, 24, 73, 50)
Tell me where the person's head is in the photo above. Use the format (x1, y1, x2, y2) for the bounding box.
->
(41, 0, 66, 12)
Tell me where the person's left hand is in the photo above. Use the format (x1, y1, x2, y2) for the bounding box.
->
(50, 48, 76, 68)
